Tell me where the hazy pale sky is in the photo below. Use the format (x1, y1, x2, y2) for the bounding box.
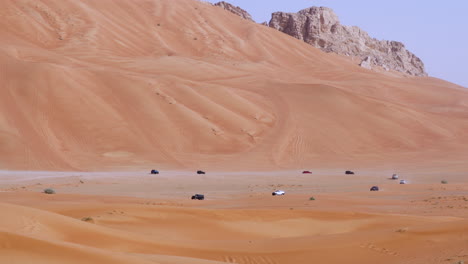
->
(207, 0, 468, 88)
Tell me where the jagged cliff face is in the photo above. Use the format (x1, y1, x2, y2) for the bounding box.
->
(269, 7, 427, 76)
(214, 1, 254, 22)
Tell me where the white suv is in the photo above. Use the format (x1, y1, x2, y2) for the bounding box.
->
(272, 190, 285, 196)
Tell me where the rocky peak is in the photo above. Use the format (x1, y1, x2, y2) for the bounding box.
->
(269, 7, 427, 76)
(214, 1, 254, 22)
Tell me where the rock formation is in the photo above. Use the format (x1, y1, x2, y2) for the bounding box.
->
(359, 56, 372, 70)
(213, 1, 254, 22)
(269, 7, 427, 76)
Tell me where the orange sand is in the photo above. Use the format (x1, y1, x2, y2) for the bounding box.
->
(1, 0, 467, 171)
(1, 170, 468, 264)
(1, 0, 468, 263)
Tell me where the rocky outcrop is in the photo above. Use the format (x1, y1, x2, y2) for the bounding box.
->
(269, 7, 427, 76)
(214, 2, 254, 22)
(359, 56, 373, 70)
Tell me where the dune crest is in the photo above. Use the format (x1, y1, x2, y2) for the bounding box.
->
(1, 0, 467, 172)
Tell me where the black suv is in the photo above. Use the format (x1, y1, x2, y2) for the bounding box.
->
(370, 186, 379, 191)
(345, 170, 355, 175)
(197, 170, 206, 174)
(191, 194, 205, 200)
(150, 170, 159, 174)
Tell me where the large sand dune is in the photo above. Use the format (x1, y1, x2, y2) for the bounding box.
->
(1, 1, 468, 263)
(1, 0, 467, 171)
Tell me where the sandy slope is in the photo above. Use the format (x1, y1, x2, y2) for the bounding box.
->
(1, 0, 467, 171)
(1, 169, 468, 264)
(1, 1, 468, 263)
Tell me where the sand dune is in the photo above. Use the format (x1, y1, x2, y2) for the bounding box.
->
(1, 186, 467, 264)
(1, 0, 467, 170)
(1, 0, 468, 263)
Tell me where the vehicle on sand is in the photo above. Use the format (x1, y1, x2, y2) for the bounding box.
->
(370, 186, 379, 191)
(345, 170, 355, 175)
(150, 170, 159, 174)
(400, 180, 407, 184)
(191, 194, 205, 200)
(392, 174, 399, 180)
(197, 170, 206, 174)
(302, 171, 312, 174)
(272, 190, 285, 196)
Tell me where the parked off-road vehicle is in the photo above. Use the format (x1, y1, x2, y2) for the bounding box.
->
(272, 190, 285, 196)
(191, 194, 205, 200)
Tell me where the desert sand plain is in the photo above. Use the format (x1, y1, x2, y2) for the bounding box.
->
(1, 0, 468, 263)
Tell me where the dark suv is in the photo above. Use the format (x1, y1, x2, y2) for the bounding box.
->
(370, 186, 379, 191)
(150, 170, 159, 174)
(345, 170, 355, 175)
(197, 170, 206, 174)
(191, 194, 205, 200)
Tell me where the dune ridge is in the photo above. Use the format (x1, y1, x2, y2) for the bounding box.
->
(1, 2, 468, 263)
(1, 0, 467, 171)
(1, 190, 468, 264)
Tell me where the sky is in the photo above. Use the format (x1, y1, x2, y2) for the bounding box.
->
(207, 0, 468, 88)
